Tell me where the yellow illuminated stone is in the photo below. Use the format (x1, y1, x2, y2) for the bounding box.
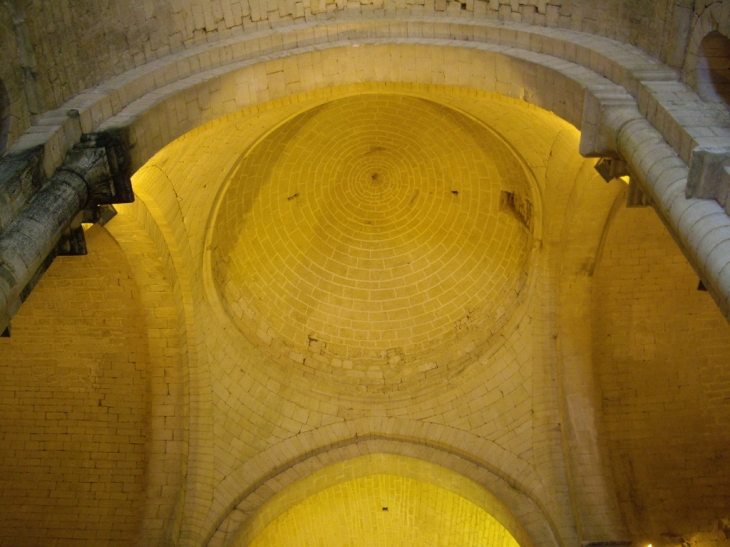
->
(237, 473, 523, 547)
(212, 94, 533, 382)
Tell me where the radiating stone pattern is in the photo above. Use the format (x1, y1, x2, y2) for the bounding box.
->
(213, 94, 532, 384)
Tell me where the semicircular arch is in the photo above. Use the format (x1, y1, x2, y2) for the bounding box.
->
(229, 453, 535, 547)
(104, 40, 617, 174)
(126, 85, 596, 547)
(204, 418, 567, 547)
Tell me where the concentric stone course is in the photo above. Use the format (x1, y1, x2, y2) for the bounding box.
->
(212, 94, 533, 384)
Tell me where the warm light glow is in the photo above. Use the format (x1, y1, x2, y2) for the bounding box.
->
(239, 473, 523, 547)
(620, 175, 630, 184)
(211, 93, 533, 385)
(232, 454, 533, 547)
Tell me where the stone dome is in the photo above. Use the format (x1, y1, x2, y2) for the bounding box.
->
(211, 94, 535, 387)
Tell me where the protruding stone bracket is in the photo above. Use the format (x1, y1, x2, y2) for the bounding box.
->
(57, 226, 88, 257)
(0, 127, 134, 335)
(72, 130, 134, 206)
(625, 177, 651, 208)
(579, 87, 637, 159)
(592, 155, 650, 207)
(593, 155, 650, 208)
(594, 158, 629, 183)
(686, 146, 730, 214)
(82, 203, 118, 226)
(0, 128, 133, 236)
(582, 88, 657, 210)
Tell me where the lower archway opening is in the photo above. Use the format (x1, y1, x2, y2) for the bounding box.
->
(229, 454, 531, 547)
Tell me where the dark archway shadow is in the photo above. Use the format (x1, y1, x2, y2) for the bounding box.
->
(0, 79, 10, 155)
(696, 31, 730, 105)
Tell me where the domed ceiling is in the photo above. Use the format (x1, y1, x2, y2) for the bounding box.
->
(211, 94, 535, 387)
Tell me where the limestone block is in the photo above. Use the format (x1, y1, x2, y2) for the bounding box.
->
(687, 147, 730, 217)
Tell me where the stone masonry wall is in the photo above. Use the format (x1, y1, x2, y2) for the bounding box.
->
(0, 0, 710, 154)
(0, 226, 149, 547)
(593, 201, 730, 540)
(0, 5, 29, 155)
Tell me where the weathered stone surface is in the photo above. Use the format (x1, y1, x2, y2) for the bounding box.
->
(0, 146, 45, 233)
(687, 147, 730, 211)
(0, 129, 133, 333)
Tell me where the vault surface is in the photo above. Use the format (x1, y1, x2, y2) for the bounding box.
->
(212, 94, 533, 387)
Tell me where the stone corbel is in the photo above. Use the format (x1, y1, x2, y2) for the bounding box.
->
(593, 159, 649, 209)
(580, 86, 730, 319)
(625, 176, 652, 208)
(593, 157, 629, 183)
(579, 86, 637, 159)
(580, 88, 652, 208)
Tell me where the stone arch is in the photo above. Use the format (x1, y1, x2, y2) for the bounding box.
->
(226, 453, 535, 547)
(205, 421, 564, 547)
(104, 206, 190, 546)
(110, 41, 596, 174)
(2, 8, 730, 547)
(22, 17, 698, 183)
(0, 78, 9, 155)
(114, 69, 684, 547)
(18, 21, 726, 547)
(114, 182, 215, 547)
(120, 90, 590, 547)
(551, 154, 627, 539)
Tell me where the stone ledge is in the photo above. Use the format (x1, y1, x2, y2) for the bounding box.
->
(6, 16, 686, 180)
